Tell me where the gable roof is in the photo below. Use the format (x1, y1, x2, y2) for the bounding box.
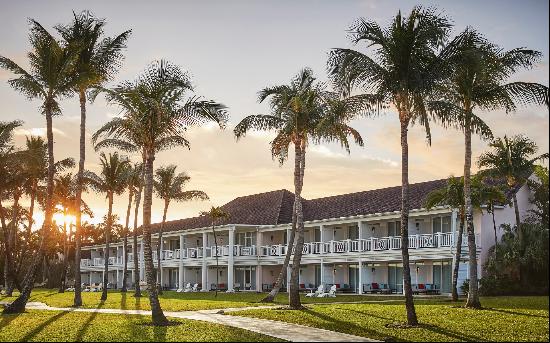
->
(153, 179, 447, 234)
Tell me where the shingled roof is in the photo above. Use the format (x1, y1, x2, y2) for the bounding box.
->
(153, 179, 447, 233)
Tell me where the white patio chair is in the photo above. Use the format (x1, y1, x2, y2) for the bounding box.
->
(182, 283, 192, 292)
(191, 283, 199, 292)
(326, 284, 337, 297)
(306, 285, 324, 297)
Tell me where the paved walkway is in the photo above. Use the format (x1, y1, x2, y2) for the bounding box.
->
(8, 302, 377, 342)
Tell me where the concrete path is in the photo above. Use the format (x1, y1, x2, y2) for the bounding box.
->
(7, 302, 377, 342)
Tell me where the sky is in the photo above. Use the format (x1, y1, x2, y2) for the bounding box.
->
(1, 0, 548, 227)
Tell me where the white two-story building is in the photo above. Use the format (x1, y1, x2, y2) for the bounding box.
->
(80, 178, 533, 295)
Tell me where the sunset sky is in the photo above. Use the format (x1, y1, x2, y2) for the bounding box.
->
(1, 0, 548, 227)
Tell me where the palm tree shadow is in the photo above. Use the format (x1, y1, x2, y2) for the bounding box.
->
(482, 307, 548, 319)
(0, 312, 22, 329)
(21, 311, 70, 341)
(75, 301, 105, 342)
(299, 308, 396, 341)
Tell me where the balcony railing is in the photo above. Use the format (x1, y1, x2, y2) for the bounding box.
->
(79, 232, 473, 268)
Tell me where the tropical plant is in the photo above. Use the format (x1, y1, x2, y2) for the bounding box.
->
(425, 175, 506, 300)
(153, 165, 208, 293)
(0, 120, 24, 296)
(526, 165, 549, 225)
(478, 135, 549, 229)
(428, 27, 548, 308)
(0, 19, 78, 313)
(234, 68, 366, 308)
(92, 60, 227, 325)
(328, 7, 453, 324)
(84, 152, 130, 300)
(200, 206, 230, 297)
(55, 10, 131, 307)
(121, 162, 142, 293)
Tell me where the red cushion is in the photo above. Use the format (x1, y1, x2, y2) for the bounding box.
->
(335, 284, 340, 288)
(219, 283, 225, 288)
(372, 283, 379, 289)
(418, 284, 425, 289)
(300, 283, 305, 288)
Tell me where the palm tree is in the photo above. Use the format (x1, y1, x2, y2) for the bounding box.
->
(200, 207, 230, 297)
(121, 162, 142, 293)
(234, 68, 366, 309)
(53, 173, 74, 293)
(0, 20, 78, 314)
(425, 175, 506, 301)
(84, 152, 130, 301)
(0, 120, 23, 296)
(328, 7, 452, 324)
(153, 165, 208, 293)
(478, 135, 549, 257)
(428, 28, 549, 309)
(55, 11, 131, 307)
(92, 60, 227, 325)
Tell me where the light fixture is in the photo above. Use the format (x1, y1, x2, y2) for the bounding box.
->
(371, 226, 375, 232)
(371, 267, 376, 273)
(415, 222, 420, 230)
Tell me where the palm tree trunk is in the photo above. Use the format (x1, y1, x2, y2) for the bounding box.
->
(212, 223, 220, 297)
(464, 121, 481, 309)
(0, 198, 16, 296)
(15, 181, 37, 281)
(452, 213, 465, 301)
(101, 193, 114, 301)
(399, 118, 418, 326)
(6, 192, 21, 295)
(121, 188, 133, 292)
(133, 158, 145, 298)
(490, 201, 498, 259)
(3, 106, 55, 314)
(142, 150, 169, 325)
(59, 208, 68, 293)
(260, 201, 297, 303)
(156, 201, 169, 294)
(74, 89, 87, 307)
(289, 141, 305, 310)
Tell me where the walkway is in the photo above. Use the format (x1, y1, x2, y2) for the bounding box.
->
(12, 302, 377, 342)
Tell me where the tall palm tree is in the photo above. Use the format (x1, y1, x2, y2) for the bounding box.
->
(425, 175, 506, 301)
(92, 60, 227, 325)
(53, 173, 74, 293)
(84, 152, 130, 301)
(0, 120, 24, 296)
(328, 7, 452, 324)
(56, 11, 131, 307)
(478, 136, 549, 242)
(153, 165, 208, 293)
(121, 162, 142, 293)
(429, 28, 549, 309)
(234, 68, 366, 309)
(16, 137, 74, 279)
(0, 20, 78, 314)
(200, 206, 230, 297)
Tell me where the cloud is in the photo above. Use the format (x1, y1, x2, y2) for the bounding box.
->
(14, 127, 67, 137)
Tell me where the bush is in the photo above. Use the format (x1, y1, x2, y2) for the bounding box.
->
(480, 275, 521, 296)
(460, 279, 469, 295)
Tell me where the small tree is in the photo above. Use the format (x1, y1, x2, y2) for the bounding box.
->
(200, 207, 230, 297)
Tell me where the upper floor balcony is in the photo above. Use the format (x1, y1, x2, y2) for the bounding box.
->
(80, 231, 473, 268)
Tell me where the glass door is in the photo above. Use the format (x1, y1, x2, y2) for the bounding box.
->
(388, 265, 403, 293)
(349, 265, 358, 293)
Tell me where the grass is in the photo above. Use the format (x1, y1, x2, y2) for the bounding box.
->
(0, 288, 409, 311)
(0, 310, 281, 342)
(231, 296, 549, 342)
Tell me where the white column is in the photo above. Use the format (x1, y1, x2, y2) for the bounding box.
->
(256, 265, 262, 291)
(227, 226, 235, 292)
(116, 269, 119, 289)
(89, 272, 92, 285)
(256, 229, 263, 291)
(286, 264, 291, 291)
(159, 239, 164, 288)
(320, 258, 325, 286)
(201, 232, 208, 291)
(140, 240, 144, 280)
(178, 235, 184, 291)
(320, 225, 325, 253)
(358, 259, 363, 294)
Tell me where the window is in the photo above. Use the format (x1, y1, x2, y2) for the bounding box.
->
(432, 216, 452, 233)
(314, 228, 321, 242)
(237, 232, 254, 247)
(315, 265, 322, 286)
(433, 261, 452, 293)
(348, 226, 359, 240)
(388, 264, 403, 293)
(387, 221, 401, 236)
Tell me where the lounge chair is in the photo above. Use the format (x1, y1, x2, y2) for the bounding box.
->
(425, 283, 440, 295)
(182, 283, 192, 292)
(305, 285, 324, 297)
(192, 283, 199, 292)
(379, 283, 392, 294)
(369, 282, 380, 294)
(245, 283, 251, 290)
(319, 285, 337, 298)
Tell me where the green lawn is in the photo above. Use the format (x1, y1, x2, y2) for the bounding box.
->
(0, 310, 280, 342)
(231, 296, 549, 342)
(0, 289, 408, 311)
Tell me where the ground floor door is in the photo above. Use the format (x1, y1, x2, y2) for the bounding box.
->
(235, 266, 256, 290)
(388, 264, 403, 293)
(349, 265, 359, 292)
(433, 261, 452, 293)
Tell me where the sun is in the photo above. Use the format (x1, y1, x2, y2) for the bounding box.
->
(52, 213, 76, 227)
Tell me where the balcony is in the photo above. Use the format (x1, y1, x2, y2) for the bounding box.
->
(259, 232, 468, 257)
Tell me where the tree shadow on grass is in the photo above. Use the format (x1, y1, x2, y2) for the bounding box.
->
(21, 311, 70, 342)
(74, 301, 105, 342)
(481, 307, 548, 319)
(0, 311, 22, 329)
(297, 308, 396, 341)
